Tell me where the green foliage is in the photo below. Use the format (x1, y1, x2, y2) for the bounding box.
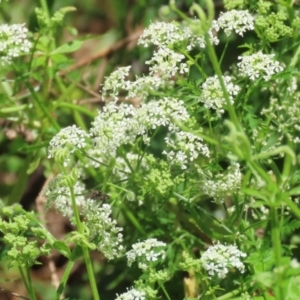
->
(2, 0, 300, 299)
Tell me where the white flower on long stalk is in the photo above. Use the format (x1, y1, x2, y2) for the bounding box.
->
(238, 51, 284, 81)
(213, 10, 254, 36)
(0, 23, 32, 65)
(200, 242, 247, 279)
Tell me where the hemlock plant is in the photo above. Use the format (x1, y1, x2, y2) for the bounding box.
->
(1, 0, 300, 299)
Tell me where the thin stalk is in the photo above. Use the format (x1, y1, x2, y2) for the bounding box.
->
(53, 102, 97, 118)
(18, 267, 36, 300)
(216, 288, 243, 300)
(39, 0, 50, 20)
(270, 206, 284, 300)
(25, 83, 60, 132)
(55, 259, 75, 300)
(26, 267, 37, 300)
(159, 283, 171, 300)
(204, 34, 241, 130)
(18, 267, 30, 296)
(69, 185, 100, 300)
(182, 50, 206, 78)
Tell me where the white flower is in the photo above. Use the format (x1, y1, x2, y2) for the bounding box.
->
(126, 238, 166, 270)
(238, 51, 284, 81)
(127, 75, 170, 99)
(138, 21, 219, 50)
(200, 163, 242, 203)
(199, 75, 240, 116)
(115, 287, 146, 300)
(200, 242, 246, 279)
(164, 131, 210, 169)
(89, 98, 190, 158)
(102, 66, 131, 100)
(214, 10, 254, 36)
(146, 47, 188, 78)
(138, 21, 186, 48)
(82, 201, 124, 260)
(0, 23, 32, 65)
(48, 125, 89, 166)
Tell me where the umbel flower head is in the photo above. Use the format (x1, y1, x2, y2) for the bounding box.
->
(115, 287, 146, 300)
(237, 51, 284, 81)
(48, 125, 89, 166)
(213, 9, 255, 36)
(200, 242, 247, 279)
(126, 238, 166, 271)
(0, 23, 32, 65)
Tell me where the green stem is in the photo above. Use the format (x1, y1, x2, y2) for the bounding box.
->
(216, 288, 243, 300)
(26, 267, 37, 300)
(289, 43, 300, 67)
(182, 50, 206, 78)
(68, 184, 100, 300)
(159, 283, 171, 300)
(39, 0, 50, 20)
(270, 206, 284, 300)
(204, 34, 241, 130)
(18, 267, 30, 296)
(18, 267, 36, 300)
(55, 259, 75, 300)
(25, 83, 60, 132)
(53, 102, 97, 118)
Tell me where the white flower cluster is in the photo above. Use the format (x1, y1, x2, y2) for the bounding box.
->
(200, 242, 247, 279)
(164, 131, 210, 170)
(43, 175, 86, 219)
(48, 125, 89, 166)
(90, 99, 190, 157)
(0, 23, 32, 65)
(213, 10, 254, 36)
(102, 66, 131, 100)
(102, 20, 220, 101)
(115, 287, 146, 300)
(138, 21, 185, 48)
(82, 200, 124, 260)
(200, 163, 242, 203)
(238, 51, 284, 81)
(199, 75, 240, 116)
(146, 47, 188, 78)
(138, 21, 219, 50)
(126, 238, 166, 270)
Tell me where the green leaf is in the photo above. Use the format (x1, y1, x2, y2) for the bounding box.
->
(27, 156, 41, 175)
(51, 40, 83, 54)
(288, 186, 300, 196)
(53, 241, 71, 258)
